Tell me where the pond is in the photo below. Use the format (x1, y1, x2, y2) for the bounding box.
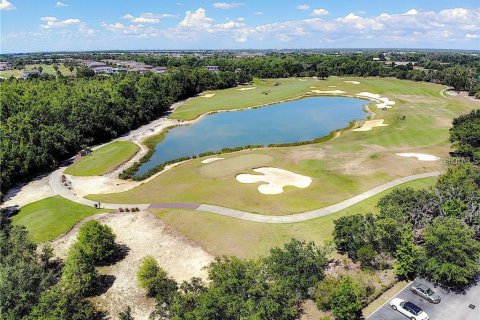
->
(135, 96, 367, 176)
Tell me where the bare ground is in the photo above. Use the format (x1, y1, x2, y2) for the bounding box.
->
(51, 211, 214, 319)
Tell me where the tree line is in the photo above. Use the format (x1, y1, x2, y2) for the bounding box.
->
(0, 68, 245, 193)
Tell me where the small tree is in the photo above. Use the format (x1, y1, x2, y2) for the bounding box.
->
(118, 306, 134, 320)
(331, 277, 361, 320)
(356, 244, 376, 269)
(394, 232, 418, 280)
(137, 256, 178, 304)
(422, 217, 480, 288)
(62, 244, 98, 297)
(315, 277, 341, 311)
(77, 220, 116, 265)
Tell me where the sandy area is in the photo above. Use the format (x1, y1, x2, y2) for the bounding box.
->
(310, 89, 346, 95)
(237, 87, 257, 91)
(298, 79, 307, 81)
(344, 80, 361, 84)
(51, 211, 214, 319)
(66, 175, 142, 196)
(352, 119, 389, 132)
(201, 157, 225, 164)
(396, 153, 441, 161)
(328, 85, 337, 88)
(1, 175, 54, 208)
(201, 93, 215, 98)
(236, 167, 312, 194)
(356, 92, 395, 109)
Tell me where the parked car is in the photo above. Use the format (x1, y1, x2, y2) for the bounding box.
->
(410, 282, 441, 303)
(390, 298, 429, 320)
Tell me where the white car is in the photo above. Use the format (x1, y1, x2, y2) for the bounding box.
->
(389, 298, 429, 320)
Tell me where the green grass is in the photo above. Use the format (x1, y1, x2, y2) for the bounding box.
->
(154, 177, 437, 259)
(0, 63, 76, 78)
(12, 196, 109, 243)
(88, 77, 477, 214)
(65, 141, 139, 176)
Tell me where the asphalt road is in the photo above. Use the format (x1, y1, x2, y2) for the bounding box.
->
(367, 278, 480, 320)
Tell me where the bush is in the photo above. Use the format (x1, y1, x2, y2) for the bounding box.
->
(62, 244, 98, 297)
(77, 220, 117, 265)
(356, 244, 376, 268)
(137, 256, 178, 303)
(315, 277, 341, 311)
(331, 277, 362, 320)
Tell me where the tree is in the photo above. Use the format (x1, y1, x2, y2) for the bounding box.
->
(330, 277, 362, 320)
(77, 220, 117, 265)
(356, 244, 377, 269)
(118, 306, 134, 320)
(265, 239, 329, 298)
(450, 109, 480, 159)
(315, 277, 341, 311)
(422, 217, 480, 288)
(394, 232, 419, 280)
(333, 214, 376, 259)
(37, 66, 43, 73)
(137, 256, 178, 304)
(62, 244, 98, 296)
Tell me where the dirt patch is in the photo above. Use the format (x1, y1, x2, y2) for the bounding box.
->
(1, 175, 54, 208)
(51, 211, 214, 319)
(287, 147, 326, 164)
(67, 175, 141, 196)
(201, 93, 215, 98)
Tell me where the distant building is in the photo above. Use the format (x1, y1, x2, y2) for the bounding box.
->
(234, 68, 242, 73)
(21, 70, 40, 80)
(92, 66, 113, 74)
(127, 67, 151, 74)
(151, 66, 168, 74)
(83, 61, 108, 69)
(112, 67, 128, 74)
(372, 57, 381, 61)
(205, 65, 220, 72)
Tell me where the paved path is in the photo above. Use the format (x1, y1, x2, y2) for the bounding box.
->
(49, 169, 441, 223)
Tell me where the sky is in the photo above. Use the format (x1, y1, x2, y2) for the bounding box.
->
(1, 0, 479, 53)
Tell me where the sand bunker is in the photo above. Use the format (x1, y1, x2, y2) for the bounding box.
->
(310, 89, 346, 95)
(237, 87, 257, 91)
(356, 92, 395, 109)
(344, 81, 361, 84)
(352, 119, 389, 132)
(201, 93, 215, 98)
(236, 167, 312, 195)
(201, 157, 224, 164)
(67, 175, 141, 196)
(328, 85, 337, 88)
(298, 79, 307, 81)
(396, 153, 440, 161)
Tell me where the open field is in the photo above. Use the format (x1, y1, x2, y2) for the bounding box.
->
(65, 141, 139, 176)
(87, 78, 477, 214)
(12, 196, 109, 243)
(0, 63, 76, 78)
(153, 177, 437, 259)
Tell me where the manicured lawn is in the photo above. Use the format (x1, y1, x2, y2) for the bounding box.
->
(153, 177, 437, 259)
(0, 63, 76, 78)
(65, 141, 139, 176)
(12, 196, 109, 243)
(87, 77, 477, 214)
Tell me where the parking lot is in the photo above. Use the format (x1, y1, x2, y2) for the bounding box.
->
(367, 278, 480, 320)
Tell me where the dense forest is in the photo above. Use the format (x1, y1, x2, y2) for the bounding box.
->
(1, 51, 479, 193)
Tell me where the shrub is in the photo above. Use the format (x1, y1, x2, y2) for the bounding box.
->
(77, 220, 116, 265)
(137, 256, 178, 303)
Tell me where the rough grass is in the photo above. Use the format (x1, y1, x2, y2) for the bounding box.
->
(87, 78, 477, 214)
(0, 63, 76, 78)
(12, 196, 109, 243)
(153, 177, 437, 259)
(65, 141, 139, 176)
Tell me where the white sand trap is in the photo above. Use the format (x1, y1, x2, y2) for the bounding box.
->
(237, 87, 257, 91)
(344, 80, 360, 84)
(201, 93, 215, 98)
(396, 153, 440, 161)
(236, 167, 312, 195)
(201, 157, 224, 164)
(352, 119, 388, 132)
(298, 79, 307, 81)
(356, 92, 395, 109)
(310, 89, 346, 95)
(67, 175, 141, 196)
(328, 85, 337, 88)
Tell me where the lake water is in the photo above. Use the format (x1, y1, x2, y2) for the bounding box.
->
(135, 97, 367, 175)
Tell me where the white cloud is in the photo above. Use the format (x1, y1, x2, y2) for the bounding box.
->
(296, 4, 310, 10)
(466, 33, 479, 39)
(0, 0, 15, 10)
(403, 9, 417, 15)
(41, 16, 81, 28)
(213, 2, 243, 10)
(179, 8, 213, 28)
(253, 11, 263, 15)
(55, 1, 68, 8)
(122, 12, 176, 24)
(311, 8, 329, 16)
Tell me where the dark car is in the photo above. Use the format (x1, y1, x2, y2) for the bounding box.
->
(410, 283, 441, 303)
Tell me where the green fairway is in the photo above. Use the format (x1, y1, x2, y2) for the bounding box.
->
(65, 141, 139, 176)
(154, 177, 437, 259)
(12, 196, 109, 243)
(0, 63, 76, 78)
(87, 77, 477, 214)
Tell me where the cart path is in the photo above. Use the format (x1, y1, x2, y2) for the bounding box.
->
(49, 169, 441, 224)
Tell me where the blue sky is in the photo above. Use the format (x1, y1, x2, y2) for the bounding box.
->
(1, 0, 479, 53)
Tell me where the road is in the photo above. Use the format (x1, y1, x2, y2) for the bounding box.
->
(49, 168, 441, 223)
(367, 278, 480, 320)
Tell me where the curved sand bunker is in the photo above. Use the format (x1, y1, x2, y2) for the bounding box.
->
(201, 157, 224, 164)
(310, 89, 346, 95)
(396, 153, 440, 161)
(356, 92, 395, 109)
(236, 167, 312, 195)
(344, 81, 360, 84)
(237, 87, 257, 91)
(352, 119, 388, 132)
(201, 93, 215, 98)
